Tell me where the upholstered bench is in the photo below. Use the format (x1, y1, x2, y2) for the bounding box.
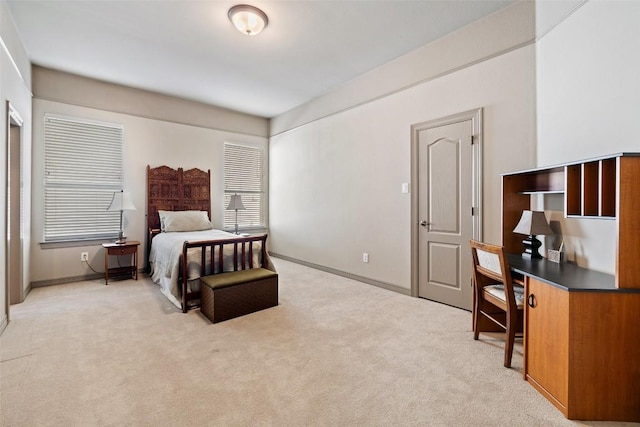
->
(199, 268, 278, 323)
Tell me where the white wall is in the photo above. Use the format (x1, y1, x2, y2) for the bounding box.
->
(30, 95, 267, 284)
(1, 0, 32, 329)
(536, 0, 640, 273)
(270, 12, 537, 291)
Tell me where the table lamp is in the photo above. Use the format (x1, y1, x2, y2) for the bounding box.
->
(107, 190, 136, 244)
(513, 210, 553, 259)
(226, 194, 246, 235)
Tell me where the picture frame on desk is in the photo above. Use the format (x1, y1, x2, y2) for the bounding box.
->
(547, 249, 563, 263)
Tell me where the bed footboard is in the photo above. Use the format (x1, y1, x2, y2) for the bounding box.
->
(181, 234, 270, 313)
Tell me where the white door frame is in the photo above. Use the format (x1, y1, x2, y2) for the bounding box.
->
(410, 108, 483, 298)
(4, 102, 24, 331)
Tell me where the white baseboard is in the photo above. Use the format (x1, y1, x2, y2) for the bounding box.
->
(270, 252, 410, 296)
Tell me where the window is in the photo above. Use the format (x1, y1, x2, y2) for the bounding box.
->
(44, 114, 124, 242)
(223, 142, 265, 231)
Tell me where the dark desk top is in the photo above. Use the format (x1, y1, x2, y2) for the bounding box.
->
(507, 254, 640, 293)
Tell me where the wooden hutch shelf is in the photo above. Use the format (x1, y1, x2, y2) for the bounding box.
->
(564, 158, 616, 218)
(502, 152, 640, 289)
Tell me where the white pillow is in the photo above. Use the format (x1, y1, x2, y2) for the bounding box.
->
(158, 210, 212, 232)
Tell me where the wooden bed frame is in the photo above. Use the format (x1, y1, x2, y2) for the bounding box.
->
(181, 234, 271, 313)
(146, 165, 211, 267)
(146, 165, 272, 313)
(146, 165, 211, 236)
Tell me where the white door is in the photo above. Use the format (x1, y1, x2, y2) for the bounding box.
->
(413, 111, 481, 310)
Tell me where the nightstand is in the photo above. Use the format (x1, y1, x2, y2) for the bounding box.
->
(102, 240, 140, 285)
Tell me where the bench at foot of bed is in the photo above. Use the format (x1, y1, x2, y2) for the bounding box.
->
(199, 268, 278, 323)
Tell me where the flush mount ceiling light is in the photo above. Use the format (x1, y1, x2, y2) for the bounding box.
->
(228, 4, 268, 36)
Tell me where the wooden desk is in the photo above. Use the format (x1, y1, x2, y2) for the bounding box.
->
(102, 241, 140, 285)
(508, 255, 640, 422)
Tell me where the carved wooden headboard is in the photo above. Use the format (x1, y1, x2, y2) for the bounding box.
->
(146, 165, 211, 232)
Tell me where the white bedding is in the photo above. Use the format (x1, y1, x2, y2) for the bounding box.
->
(149, 229, 271, 308)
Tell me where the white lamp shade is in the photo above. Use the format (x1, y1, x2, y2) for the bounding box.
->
(107, 191, 136, 211)
(513, 210, 552, 236)
(226, 194, 246, 210)
(228, 5, 268, 35)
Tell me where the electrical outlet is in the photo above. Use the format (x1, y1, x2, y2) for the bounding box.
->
(362, 253, 369, 263)
(81, 252, 89, 261)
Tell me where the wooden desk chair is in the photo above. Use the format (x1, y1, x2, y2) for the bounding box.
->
(470, 240, 524, 368)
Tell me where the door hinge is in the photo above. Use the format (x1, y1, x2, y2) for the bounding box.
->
(471, 207, 475, 216)
(470, 135, 474, 145)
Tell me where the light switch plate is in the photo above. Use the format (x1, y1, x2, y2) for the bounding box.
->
(401, 183, 409, 194)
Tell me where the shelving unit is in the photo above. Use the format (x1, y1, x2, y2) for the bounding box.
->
(600, 158, 616, 217)
(502, 166, 564, 265)
(502, 152, 640, 289)
(565, 159, 616, 218)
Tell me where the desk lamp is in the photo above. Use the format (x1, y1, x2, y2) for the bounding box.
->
(226, 194, 246, 234)
(107, 190, 136, 244)
(513, 210, 553, 259)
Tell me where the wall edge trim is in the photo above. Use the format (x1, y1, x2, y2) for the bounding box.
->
(0, 35, 32, 96)
(34, 95, 268, 139)
(30, 269, 145, 288)
(270, 252, 411, 296)
(0, 316, 7, 335)
(270, 39, 534, 138)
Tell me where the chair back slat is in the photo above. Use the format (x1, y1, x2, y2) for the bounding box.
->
(470, 240, 518, 308)
(476, 250, 502, 276)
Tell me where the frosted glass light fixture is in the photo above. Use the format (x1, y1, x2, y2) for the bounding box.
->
(228, 4, 268, 36)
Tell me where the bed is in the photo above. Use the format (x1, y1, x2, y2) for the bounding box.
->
(146, 165, 274, 312)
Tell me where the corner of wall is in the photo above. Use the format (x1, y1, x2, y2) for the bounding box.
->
(0, 0, 32, 90)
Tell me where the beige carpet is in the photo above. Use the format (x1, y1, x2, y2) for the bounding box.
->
(1, 258, 634, 426)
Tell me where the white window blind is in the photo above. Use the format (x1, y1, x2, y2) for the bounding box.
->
(44, 114, 124, 242)
(224, 143, 265, 230)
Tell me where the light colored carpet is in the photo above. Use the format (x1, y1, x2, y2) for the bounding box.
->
(0, 258, 634, 426)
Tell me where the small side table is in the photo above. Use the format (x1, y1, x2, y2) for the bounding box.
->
(102, 240, 140, 285)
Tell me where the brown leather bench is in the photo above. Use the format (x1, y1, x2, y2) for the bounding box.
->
(199, 268, 278, 323)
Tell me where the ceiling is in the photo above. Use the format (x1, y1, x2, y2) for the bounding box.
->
(7, 0, 513, 118)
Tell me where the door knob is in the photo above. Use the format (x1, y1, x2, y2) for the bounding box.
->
(419, 220, 430, 227)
